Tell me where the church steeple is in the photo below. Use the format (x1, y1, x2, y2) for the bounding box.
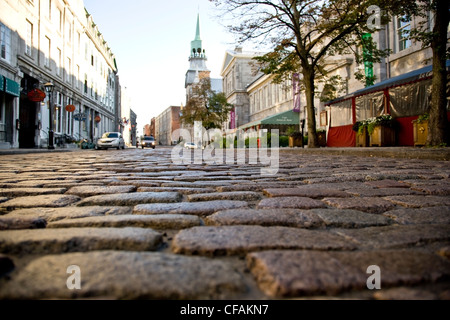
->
(185, 13, 210, 89)
(190, 13, 206, 58)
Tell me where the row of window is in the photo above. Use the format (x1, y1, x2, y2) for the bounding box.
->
(20, 18, 116, 111)
(250, 80, 293, 114)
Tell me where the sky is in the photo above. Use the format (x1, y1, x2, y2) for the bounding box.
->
(83, 0, 240, 133)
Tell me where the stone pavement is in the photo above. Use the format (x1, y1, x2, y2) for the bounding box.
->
(0, 146, 449, 300)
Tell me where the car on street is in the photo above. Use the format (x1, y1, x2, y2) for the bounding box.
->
(141, 136, 156, 149)
(184, 142, 204, 149)
(96, 132, 125, 150)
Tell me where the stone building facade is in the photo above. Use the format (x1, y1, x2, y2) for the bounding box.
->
(154, 106, 181, 146)
(220, 47, 264, 130)
(0, 0, 120, 149)
(221, 8, 449, 147)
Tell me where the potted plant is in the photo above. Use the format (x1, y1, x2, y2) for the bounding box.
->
(317, 129, 327, 147)
(289, 131, 303, 148)
(412, 113, 429, 147)
(367, 115, 396, 147)
(353, 121, 369, 147)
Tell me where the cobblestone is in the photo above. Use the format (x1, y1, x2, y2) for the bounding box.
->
(247, 250, 450, 297)
(258, 197, 327, 209)
(0, 251, 246, 300)
(77, 192, 182, 206)
(0, 227, 163, 254)
(134, 200, 249, 217)
(0, 147, 449, 300)
(47, 214, 202, 230)
(172, 226, 356, 256)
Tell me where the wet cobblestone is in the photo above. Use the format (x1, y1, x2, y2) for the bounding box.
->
(0, 147, 449, 300)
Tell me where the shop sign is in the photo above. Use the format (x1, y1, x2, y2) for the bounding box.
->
(74, 113, 87, 122)
(65, 105, 76, 113)
(27, 88, 46, 102)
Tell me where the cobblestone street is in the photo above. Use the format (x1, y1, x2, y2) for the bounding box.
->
(0, 147, 449, 301)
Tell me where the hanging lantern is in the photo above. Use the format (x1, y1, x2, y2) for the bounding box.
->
(95, 115, 101, 123)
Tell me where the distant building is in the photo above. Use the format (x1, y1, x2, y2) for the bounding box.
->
(143, 124, 151, 137)
(154, 106, 181, 146)
(149, 117, 156, 137)
(220, 47, 264, 130)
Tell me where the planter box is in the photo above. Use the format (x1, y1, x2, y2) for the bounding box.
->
(289, 136, 303, 148)
(413, 121, 428, 147)
(370, 126, 396, 147)
(356, 128, 370, 147)
(318, 132, 327, 147)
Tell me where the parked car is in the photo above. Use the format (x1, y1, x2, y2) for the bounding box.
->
(184, 142, 204, 149)
(96, 132, 125, 150)
(141, 136, 156, 149)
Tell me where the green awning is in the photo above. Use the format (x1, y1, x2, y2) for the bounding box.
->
(4, 77, 20, 97)
(260, 110, 299, 125)
(239, 110, 300, 130)
(0, 76, 4, 92)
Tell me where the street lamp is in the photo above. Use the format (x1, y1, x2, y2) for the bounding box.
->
(44, 82, 55, 150)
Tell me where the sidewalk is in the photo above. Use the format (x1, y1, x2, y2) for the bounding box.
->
(283, 146, 450, 161)
(0, 147, 81, 156)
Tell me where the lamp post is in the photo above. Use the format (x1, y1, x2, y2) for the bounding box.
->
(44, 82, 55, 150)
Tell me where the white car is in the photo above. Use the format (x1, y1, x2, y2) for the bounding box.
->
(96, 132, 125, 150)
(184, 142, 204, 150)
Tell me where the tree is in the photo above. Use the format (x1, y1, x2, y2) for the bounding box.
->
(210, 0, 390, 148)
(181, 77, 234, 130)
(386, 0, 449, 146)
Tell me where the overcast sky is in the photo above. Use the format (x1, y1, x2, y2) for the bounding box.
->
(83, 0, 239, 132)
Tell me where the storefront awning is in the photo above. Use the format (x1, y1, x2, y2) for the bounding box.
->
(0, 76, 4, 92)
(4, 77, 20, 97)
(326, 60, 450, 106)
(239, 110, 300, 130)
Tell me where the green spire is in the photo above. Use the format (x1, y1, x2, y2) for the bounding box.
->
(190, 13, 204, 58)
(195, 13, 201, 41)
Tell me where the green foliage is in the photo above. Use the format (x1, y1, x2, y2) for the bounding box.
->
(181, 77, 234, 130)
(353, 115, 395, 136)
(412, 113, 430, 124)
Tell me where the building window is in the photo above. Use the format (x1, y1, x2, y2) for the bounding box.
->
(44, 36, 51, 68)
(0, 23, 11, 62)
(76, 65, 80, 88)
(56, 8, 62, 33)
(66, 57, 71, 83)
(66, 21, 72, 44)
(26, 20, 33, 56)
(57, 48, 62, 76)
(397, 15, 411, 52)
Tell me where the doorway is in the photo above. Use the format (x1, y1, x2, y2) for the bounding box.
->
(19, 75, 39, 148)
